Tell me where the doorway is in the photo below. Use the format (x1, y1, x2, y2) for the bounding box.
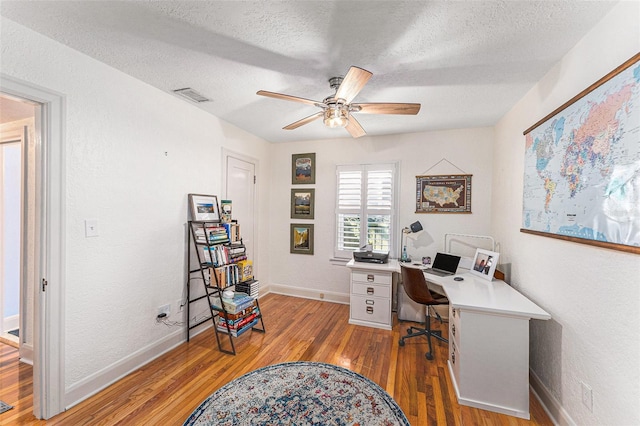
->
(223, 150, 257, 274)
(1, 77, 65, 419)
(0, 96, 36, 354)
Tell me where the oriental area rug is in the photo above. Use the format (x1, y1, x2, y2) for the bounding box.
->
(184, 361, 409, 425)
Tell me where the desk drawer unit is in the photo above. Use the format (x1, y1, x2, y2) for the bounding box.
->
(349, 268, 393, 330)
(350, 295, 391, 326)
(447, 307, 532, 419)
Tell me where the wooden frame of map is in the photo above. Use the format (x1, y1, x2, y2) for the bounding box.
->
(415, 174, 472, 213)
(521, 53, 640, 255)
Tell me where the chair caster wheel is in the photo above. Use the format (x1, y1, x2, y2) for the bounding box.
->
(407, 328, 413, 335)
(425, 353, 434, 360)
(399, 339, 405, 346)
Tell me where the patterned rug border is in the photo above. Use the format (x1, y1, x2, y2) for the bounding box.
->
(185, 361, 409, 425)
(0, 400, 14, 415)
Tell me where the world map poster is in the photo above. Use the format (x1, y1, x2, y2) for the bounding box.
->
(522, 54, 640, 253)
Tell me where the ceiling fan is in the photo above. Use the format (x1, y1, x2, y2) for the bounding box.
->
(257, 66, 421, 138)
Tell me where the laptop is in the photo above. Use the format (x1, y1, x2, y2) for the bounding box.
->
(424, 252, 461, 276)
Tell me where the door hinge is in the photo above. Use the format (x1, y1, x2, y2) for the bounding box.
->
(42, 278, 48, 292)
(254, 175, 256, 184)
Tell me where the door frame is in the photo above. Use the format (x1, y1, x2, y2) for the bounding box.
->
(1, 75, 66, 419)
(221, 148, 258, 273)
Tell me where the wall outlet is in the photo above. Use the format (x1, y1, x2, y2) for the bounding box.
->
(176, 299, 184, 313)
(157, 304, 171, 318)
(581, 381, 593, 412)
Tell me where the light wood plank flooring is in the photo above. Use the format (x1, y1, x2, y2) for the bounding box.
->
(0, 293, 552, 425)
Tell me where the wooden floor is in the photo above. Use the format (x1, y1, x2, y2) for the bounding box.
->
(0, 293, 552, 425)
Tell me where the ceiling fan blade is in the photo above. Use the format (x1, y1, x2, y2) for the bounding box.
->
(351, 102, 421, 115)
(335, 66, 373, 103)
(283, 112, 324, 130)
(257, 90, 319, 107)
(345, 115, 366, 138)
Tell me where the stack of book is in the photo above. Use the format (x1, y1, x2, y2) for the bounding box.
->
(206, 226, 230, 245)
(235, 279, 259, 298)
(211, 292, 259, 337)
(228, 243, 247, 263)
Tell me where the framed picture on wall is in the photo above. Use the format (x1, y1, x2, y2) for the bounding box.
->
(290, 223, 314, 255)
(188, 193, 220, 222)
(291, 153, 316, 185)
(415, 174, 472, 213)
(470, 248, 500, 281)
(290, 189, 315, 219)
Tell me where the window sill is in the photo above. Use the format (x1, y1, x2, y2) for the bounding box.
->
(329, 257, 350, 266)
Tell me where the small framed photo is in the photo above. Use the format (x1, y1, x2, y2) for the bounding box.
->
(188, 194, 220, 222)
(291, 189, 315, 219)
(290, 223, 314, 255)
(470, 248, 500, 281)
(292, 153, 316, 185)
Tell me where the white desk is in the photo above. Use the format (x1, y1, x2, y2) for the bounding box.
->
(346, 259, 551, 419)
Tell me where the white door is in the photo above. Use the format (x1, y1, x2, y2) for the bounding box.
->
(224, 153, 256, 269)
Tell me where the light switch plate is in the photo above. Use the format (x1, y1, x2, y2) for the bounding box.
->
(85, 219, 99, 237)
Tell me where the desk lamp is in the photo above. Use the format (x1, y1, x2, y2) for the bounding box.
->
(400, 221, 423, 262)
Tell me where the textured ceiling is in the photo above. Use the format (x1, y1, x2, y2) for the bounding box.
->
(0, 1, 618, 142)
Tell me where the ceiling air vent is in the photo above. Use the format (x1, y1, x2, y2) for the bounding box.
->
(173, 88, 211, 103)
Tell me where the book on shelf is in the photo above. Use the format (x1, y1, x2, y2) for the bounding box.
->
(194, 224, 229, 244)
(211, 292, 255, 314)
(220, 200, 232, 223)
(216, 317, 258, 337)
(235, 279, 259, 297)
(223, 222, 241, 242)
(217, 304, 258, 321)
(209, 264, 241, 288)
(236, 260, 253, 282)
(217, 310, 259, 329)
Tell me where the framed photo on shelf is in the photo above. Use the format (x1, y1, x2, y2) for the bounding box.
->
(292, 153, 316, 185)
(188, 193, 220, 222)
(290, 223, 314, 255)
(290, 188, 315, 219)
(470, 248, 500, 281)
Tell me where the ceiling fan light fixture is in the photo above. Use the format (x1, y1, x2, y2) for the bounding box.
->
(323, 106, 349, 128)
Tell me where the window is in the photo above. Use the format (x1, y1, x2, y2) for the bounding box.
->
(335, 163, 398, 259)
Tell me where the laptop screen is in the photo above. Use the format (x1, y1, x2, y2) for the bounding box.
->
(432, 252, 461, 273)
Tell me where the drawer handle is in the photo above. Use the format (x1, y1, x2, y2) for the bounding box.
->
(367, 274, 374, 282)
(367, 287, 374, 295)
(452, 325, 456, 337)
(365, 299, 374, 305)
(451, 353, 455, 364)
(366, 306, 374, 314)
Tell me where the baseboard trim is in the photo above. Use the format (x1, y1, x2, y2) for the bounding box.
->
(530, 369, 576, 426)
(64, 328, 187, 409)
(268, 283, 349, 305)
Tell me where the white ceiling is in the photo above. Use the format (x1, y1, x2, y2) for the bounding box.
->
(0, 1, 618, 142)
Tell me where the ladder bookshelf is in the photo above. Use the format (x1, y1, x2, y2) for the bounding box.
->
(186, 220, 265, 355)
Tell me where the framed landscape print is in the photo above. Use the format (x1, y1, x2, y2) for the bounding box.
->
(292, 153, 316, 185)
(521, 53, 640, 254)
(415, 174, 472, 213)
(291, 189, 315, 219)
(188, 194, 220, 222)
(290, 223, 314, 255)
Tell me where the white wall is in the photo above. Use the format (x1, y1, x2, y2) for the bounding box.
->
(1, 17, 271, 408)
(492, 2, 640, 425)
(268, 127, 494, 301)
